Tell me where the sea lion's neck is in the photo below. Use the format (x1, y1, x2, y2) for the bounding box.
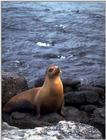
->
(42, 75, 63, 95)
(44, 75, 61, 85)
(43, 75, 63, 91)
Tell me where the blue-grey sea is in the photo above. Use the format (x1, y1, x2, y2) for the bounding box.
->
(2, 2, 105, 86)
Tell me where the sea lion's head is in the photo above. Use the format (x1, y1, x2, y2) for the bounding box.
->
(46, 64, 61, 78)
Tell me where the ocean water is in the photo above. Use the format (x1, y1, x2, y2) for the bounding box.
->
(2, 2, 105, 86)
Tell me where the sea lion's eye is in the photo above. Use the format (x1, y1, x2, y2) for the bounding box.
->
(49, 68, 54, 72)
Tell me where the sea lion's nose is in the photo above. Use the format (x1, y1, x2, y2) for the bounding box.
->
(55, 65, 59, 69)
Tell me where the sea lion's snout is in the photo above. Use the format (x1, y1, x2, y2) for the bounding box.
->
(54, 66, 60, 74)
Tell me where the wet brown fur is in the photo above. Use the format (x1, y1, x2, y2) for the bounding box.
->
(3, 64, 64, 118)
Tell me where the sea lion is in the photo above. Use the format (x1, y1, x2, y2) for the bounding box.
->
(3, 64, 64, 118)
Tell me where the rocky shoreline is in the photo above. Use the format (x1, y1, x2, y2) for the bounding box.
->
(2, 72, 105, 139)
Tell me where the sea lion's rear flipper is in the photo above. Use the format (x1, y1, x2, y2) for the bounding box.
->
(3, 100, 33, 114)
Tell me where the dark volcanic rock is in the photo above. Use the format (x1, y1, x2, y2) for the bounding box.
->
(80, 105, 97, 113)
(78, 85, 105, 99)
(64, 90, 100, 106)
(3, 107, 89, 129)
(34, 77, 44, 87)
(64, 106, 89, 124)
(62, 79, 81, 92)
(90, 107, 105, 138)
(4, 112, 59, 129)
(62, 79, 81, 87)
(93, 107, 105, 125)
(2, 72, 28, 106)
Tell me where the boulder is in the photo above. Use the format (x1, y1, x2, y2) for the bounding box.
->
(64, 106, 89, 124)
(90, 107, 105, 138)
(62, 79, 81, 87)
(78, 85, 105, 99)
(62, 79, 81, 92)
(2, 121, 102, 140)
(80, 105, 97, 113)
(64, 90, 99, 106)
(2, 72, 28, 106)
(34, 77, 44, 87)
(93, 107, 105, 124)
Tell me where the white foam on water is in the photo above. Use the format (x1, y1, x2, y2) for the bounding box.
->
(36, 42, 50, 47)
(60, 56, 66, 59)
